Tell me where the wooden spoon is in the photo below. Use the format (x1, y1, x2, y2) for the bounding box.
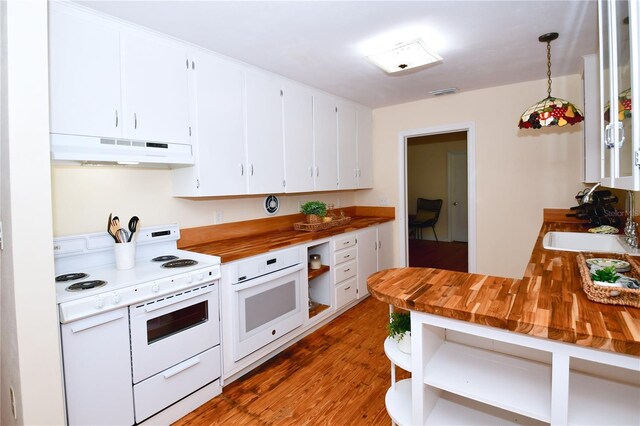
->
(107, 213, 118, 242)
(110, 216, 121, 242)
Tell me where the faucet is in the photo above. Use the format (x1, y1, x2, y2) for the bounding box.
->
(581, 182, 601, 204)
(624, 190, 638, 248)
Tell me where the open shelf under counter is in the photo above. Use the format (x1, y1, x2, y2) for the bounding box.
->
(384, 337, 411, 372)
(424, 341, 552, 423)
(385, 378, 412, 426)
(426, 392, 548, 426)
(307, 264, 330, 281)
(308, 301, 331, 319)
(568, 370, 640, 425)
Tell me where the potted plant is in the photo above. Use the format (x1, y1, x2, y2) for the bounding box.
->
(387, 311, 411, 354)
(300, 201, 327, 224)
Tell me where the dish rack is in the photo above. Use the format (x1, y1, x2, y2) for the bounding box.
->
(576, 252, 640, 308)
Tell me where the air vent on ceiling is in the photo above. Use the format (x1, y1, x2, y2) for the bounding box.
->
(429, 87, 458, 96)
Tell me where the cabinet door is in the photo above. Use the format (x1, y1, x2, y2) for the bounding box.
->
(60, 308, 134, 426)
(337, 103, 358, 189)
(357, 108, 374, 188)
(283, 84, 314, 193)
(121, 31, 191, 144)
(313, 94, 339, 191)
(356, 227, 377, 299)
(377, 222, 394, 271)
(191, 53, 246, 195)
(245, 72, 285, 194)
(49, 7, 122, 138)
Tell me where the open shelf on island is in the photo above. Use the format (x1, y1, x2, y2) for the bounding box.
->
(308, 301, 331, 319)
(385, 378, 412, 426)
(307, 264, 330, 281)
(384, 337, 411, 372)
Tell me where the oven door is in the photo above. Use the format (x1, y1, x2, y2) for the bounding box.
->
(233, 266, 304, 361)
(130, 282, 219, 383)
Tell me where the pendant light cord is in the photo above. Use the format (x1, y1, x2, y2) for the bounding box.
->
(546, 40, 552, 98)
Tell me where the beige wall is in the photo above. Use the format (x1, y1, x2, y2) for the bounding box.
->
(51, 165, 356, 236)
(407, 136, 466, 241)
(356, 74, 586, 278)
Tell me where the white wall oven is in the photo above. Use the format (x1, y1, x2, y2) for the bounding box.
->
(228, 247, 305, 361)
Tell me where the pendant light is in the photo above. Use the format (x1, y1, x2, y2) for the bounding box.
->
(518, 32, 584, 129)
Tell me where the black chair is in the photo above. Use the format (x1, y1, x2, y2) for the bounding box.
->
(409, 198, 443, 241)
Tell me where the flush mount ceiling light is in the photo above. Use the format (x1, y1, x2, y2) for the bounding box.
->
(518, 32, 584, 129)
(366, 38, 442, 74)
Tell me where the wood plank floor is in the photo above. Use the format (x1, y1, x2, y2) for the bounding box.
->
(408, 239, 468, 272)
(173, 297, 409, 425)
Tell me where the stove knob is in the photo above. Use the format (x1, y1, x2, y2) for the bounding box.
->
(186, 275, 193, 284)
(196, 273, 204, 281)
(111, 292, 120, 305)
(151, 283, 160, 293)
(95, 297, 104, 309)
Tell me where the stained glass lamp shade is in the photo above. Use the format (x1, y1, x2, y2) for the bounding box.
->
(518, 33, 584, 129)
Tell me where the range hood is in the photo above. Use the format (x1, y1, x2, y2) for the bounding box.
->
(50, 133, 194, 167)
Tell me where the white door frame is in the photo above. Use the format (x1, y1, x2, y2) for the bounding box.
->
(447, 151, 468, 243)
(397, 122, 477, 272)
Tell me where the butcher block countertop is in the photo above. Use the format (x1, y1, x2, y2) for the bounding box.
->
(368, 218, 640, 356)
(180, 206, 394, 264)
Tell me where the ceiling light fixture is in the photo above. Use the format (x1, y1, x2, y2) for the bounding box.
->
(366, 38, 442, 74)
(429, 87, 458, 96)
(518, 32, 584, 129)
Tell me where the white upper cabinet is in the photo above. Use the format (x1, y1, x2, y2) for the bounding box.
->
(120, 31, 191, 145)
(245, 72, 285, 194)
(283, 83, 315, 193)
(599, 0, 639, 190)
(49, 7, 122, 138)
(356, 108, 374, 188)
(313, 93, 339, 191)
(173, 52, 246, 196)
(337, 103, 358, 190)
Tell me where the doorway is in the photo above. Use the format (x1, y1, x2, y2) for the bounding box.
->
(397, 122, 477, 272)
(406, 133, 468, 272)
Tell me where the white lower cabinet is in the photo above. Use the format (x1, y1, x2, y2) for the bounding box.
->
(394, 310, 640, 426)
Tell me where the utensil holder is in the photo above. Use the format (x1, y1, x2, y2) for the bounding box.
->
(114, 242, 136, 270)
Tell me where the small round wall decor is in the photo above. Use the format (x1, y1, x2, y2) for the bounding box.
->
(263, 195, 280, 216)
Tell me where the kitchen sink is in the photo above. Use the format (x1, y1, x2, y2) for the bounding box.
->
(542, 231, 640, 255)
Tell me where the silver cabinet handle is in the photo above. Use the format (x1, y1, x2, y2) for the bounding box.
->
(344, 268, 350, 272)
(344, 254, 350, 259)
(134, 113, 138, 129)
(196, 179, 200, 189)
(345, 286, 351, 290)
(309, 166, 313, 178)
(316, 167, 319, 177)
(604, 124, 614, 148)
(115, 110, 118, 128)
(250, 164, 254, 176)
(240, 164, 244, 176)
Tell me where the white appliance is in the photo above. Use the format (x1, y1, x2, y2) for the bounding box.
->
(226, 248, 305, 361)
(54, 224, 221, 425)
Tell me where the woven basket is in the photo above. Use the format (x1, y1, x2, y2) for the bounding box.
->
(576, 252, 640, 308)
(306, 214, 322, 224)
(294, 216, 351, 232)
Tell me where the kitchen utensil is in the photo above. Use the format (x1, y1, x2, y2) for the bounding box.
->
(107, 213, 118, 243)
(116, 228, 130, 244)
(127, 216, 139, 242)
(110, 216, 121, 242)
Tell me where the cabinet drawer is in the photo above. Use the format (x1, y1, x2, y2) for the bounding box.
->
(335, 278, 357, 309)
(333, 234, 356, 251)
(333, 246, 357, 265)
(334, 260, 357, 283)
(133, 345, 221, 423)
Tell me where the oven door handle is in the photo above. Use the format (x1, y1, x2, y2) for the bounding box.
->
(144, 287, 213, 313)
(161, 356, 201, 379)
(233, 263, 303, 290)
(70, 311, 125, 333)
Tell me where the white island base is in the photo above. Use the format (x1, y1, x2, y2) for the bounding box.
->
(384, 310, 640, 426)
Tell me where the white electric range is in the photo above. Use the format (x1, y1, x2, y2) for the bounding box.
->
(54, 224, 223, 425)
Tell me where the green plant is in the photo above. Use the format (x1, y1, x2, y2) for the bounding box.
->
(387, 312, 410, 339)
(300, 201, 327, 217)
(591, 265, 620, 283)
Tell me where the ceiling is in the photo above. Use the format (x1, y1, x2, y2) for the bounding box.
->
(76, 1, 599, 108)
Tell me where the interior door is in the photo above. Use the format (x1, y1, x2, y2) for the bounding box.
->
(449, 152, 468, 242)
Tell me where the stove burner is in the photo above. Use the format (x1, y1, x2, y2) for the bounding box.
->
(66, 280, 107, 292)
(152, 255, 179, 262)
(161, 259, 198, 268)
(56, 273, 89, 282)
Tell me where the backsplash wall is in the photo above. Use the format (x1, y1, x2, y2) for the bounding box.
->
(51, 165, 357, 236)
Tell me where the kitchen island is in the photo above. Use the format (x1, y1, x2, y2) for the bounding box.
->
(368, 215, 640, 425)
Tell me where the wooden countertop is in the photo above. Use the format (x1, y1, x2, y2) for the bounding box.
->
(183, 215, 393, 263)
(368, 220, 640, 356)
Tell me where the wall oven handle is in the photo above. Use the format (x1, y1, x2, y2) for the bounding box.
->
(70, 311, 124, 333)
(161, 356, 201, 379)
(144, 287, 213, 313)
